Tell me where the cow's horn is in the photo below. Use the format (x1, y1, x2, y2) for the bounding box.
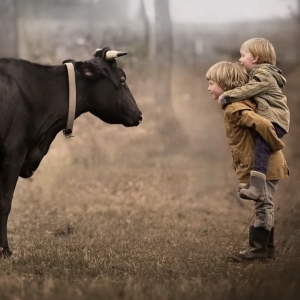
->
(105, 50, 128, 60)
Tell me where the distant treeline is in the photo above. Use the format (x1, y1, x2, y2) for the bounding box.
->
(18, 0, 131, 21)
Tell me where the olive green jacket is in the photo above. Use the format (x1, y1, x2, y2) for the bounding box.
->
(222, 64, 290, 133)
(224, 99, 289, 183)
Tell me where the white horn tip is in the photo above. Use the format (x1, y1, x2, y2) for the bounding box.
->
(117, 52, 128, 57)
(106, 50, 128, 60)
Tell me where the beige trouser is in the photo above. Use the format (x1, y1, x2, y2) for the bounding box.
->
(254, 180, 278, 231)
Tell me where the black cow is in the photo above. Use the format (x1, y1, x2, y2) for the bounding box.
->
(0, 47, 142, 257)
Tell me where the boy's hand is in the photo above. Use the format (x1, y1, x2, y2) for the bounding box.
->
(218, 94, 227, 109)
(217, 94, 224, 106)
(218, 94, 232, 109)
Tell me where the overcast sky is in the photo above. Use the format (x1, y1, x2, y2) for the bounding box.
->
(129, 0, 297, 24)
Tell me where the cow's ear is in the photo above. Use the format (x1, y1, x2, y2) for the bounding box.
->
(75, 61, 102, 80)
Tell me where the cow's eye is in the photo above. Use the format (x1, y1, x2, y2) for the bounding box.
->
(120, 76, 126, 84)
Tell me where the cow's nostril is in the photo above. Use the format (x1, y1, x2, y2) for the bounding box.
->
(139, 114, 143, 123)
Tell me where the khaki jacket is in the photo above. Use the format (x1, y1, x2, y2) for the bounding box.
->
(222, 64, 290, 133)
(224, 100, 289, 183)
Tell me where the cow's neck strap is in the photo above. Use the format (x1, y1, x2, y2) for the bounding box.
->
(63, 63, 76, 138)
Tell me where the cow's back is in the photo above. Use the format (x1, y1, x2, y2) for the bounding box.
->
(0, 58, 46, 147)
(0, 59, 20, 144)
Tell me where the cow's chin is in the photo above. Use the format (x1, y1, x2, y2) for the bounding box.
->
(122, 119, 140, 127)
(19, 170, 35, 179)
(92, 112, 142, 127)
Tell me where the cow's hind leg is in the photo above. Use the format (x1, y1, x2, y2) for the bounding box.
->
(0, 155, 25, 258)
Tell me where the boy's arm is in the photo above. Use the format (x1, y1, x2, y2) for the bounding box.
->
(235, 109, 284, 152)
(219, 69, 272, 107)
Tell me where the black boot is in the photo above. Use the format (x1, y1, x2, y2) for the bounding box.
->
(268, 227, 275, 259)
(230, 226, 270, 262)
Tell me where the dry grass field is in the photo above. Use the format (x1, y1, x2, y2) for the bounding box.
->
(0, 61, 299, 299)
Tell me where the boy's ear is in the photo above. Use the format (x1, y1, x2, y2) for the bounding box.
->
(253, 55, 259, 63)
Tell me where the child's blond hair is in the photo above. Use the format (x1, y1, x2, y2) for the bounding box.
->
(240, 38, 276, 66)
(206, 61, 248, 91)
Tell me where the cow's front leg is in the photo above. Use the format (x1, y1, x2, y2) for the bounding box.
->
(0, 201, 13, 258)
(0, 156, 24, 258)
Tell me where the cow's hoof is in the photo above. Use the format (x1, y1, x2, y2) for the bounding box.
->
(1, 249, 12, 258)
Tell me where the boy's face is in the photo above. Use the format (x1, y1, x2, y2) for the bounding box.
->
(239, 50, 258, 72)
(207, 80, 224, 100)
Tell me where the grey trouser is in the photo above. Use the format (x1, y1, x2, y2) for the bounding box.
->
(254, 180, 278, 231)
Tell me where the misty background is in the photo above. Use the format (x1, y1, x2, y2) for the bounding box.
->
(0, 1, 300, 299)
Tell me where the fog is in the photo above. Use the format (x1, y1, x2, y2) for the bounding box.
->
(0, 0, 300, 299)
(130, 0, 297, 23)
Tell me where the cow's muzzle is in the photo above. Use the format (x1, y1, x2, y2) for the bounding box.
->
(124, 112, 143, 127)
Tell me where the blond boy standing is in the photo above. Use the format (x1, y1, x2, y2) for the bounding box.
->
(206, 61, 289, 261)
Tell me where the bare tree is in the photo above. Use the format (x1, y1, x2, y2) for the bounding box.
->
(154, 0, 188, 149)
(0, 0, 18, 58)
(138, 0, 151, 58)
(296, 0, 300, 48)
(154, 0, 173, 111)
